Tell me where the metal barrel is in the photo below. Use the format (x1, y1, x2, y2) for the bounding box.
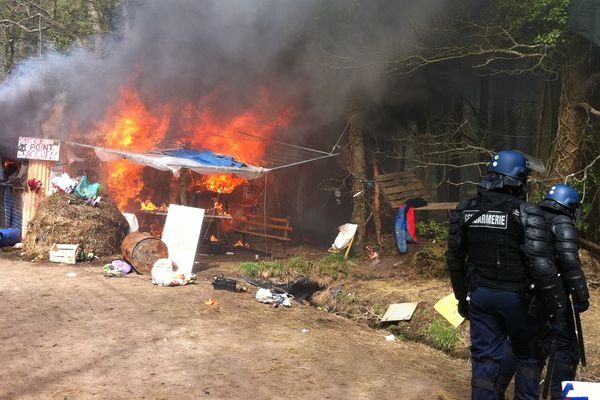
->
(121, 231, 169, 273)
(0, 228, 21, 247)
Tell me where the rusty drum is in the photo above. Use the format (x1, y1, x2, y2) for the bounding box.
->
(121, 231, 169, 273)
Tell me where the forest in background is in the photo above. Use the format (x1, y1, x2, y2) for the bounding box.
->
(1, 0, 598, 248)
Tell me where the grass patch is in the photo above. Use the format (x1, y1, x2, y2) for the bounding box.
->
(425, 318, 460, 352)
(239, 254, 348, 280)
(416, 220, 449, 242)
(372, 303, 384, 318)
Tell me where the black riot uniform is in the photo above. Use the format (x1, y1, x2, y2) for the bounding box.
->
(447, 187, 566, 400)
(496, 185, 590, 400)
(539, 204, 589, 398)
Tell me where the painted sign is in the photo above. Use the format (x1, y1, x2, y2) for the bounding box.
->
(17, 137, 61, 161)
(161, 204, 205, 276)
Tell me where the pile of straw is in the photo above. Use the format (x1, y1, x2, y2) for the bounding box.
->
(24, 193, 129, 257)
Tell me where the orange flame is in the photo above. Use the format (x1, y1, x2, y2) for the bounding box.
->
(197, 174, 247, 194)
(86, 83, 291, 210)
(234, 239, 250, 248)
(140, 199, 168, 212)
(210, 235, 219, 242)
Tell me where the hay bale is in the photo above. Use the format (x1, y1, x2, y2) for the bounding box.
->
(24, 193, 129, 257)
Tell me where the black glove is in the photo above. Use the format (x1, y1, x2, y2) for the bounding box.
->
(574, 299, 589, 313)
(458, 300, 469, 320)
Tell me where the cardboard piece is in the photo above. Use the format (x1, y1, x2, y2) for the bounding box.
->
(434, 293, 465, 328)
(161, 204, 205, 276)
(381, 302, 419, 322)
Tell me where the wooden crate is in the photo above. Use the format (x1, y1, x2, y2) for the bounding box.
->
(49, 243, 81, 264)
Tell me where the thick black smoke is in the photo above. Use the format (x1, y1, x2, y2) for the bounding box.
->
(0, 0, 446, 158)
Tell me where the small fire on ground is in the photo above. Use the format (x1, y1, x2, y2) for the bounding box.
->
(209, 198, 231, 216)
(234, 240, 250, 248)
(210, 235, 219, 242)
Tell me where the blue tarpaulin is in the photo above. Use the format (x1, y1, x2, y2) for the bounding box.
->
(160, 149, 247, 168)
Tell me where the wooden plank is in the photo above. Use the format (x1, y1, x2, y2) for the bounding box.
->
(377, 177, 422, 188)
(386, 195, 432, 209)
(244, 215, 290, 224)
(231, 229, 291, 241)
(416, 202, 459, 210)
(238, 220, 293, 231)
(380, 182, 427, 195)
(385, 189, 430, 201)
(376, 171, 417, 181)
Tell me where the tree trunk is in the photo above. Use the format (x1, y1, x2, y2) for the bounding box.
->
(372, 156, 382, 247)
(349, 104, 367, 257)
(547, 38, 590, 180)
(179, 169, 189, 206)
(478, 75, 490, 133)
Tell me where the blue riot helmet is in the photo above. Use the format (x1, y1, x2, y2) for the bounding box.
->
(541, 183, 582, 215)
(479, 150, 531, 191)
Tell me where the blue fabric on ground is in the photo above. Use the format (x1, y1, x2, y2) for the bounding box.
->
(161, 149, 247, 168)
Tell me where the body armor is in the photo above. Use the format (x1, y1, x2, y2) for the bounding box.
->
(446, 189, 566, 317)
(542, 209, 589, 303)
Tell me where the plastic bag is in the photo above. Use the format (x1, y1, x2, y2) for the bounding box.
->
(151, 258, 196, 287)
(74, 176, 101, 199)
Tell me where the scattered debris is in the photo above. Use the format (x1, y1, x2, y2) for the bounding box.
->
(330, 286, 343, 298)
(103, 260, 133, 277)
(301, 329, 309, 333)
(204, 298, 219, 306)
(13, 243, 23, 249)
(255, 288, 293, 307)
(151, 258, 196, 287)
(433, 293, 465, 328)
(225, 251, 235, 256)
(381, 302, 419, 322)
(212, 275, 247, 292)
(385, 334, 396, 341)
(366, 245, 379, 264)
(66, 272, 77, 278)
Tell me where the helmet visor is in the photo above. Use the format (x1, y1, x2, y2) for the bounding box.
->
(523, 153, 545, 174)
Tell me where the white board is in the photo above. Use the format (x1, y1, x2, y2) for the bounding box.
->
(381, 302, 419, 322)
(161, 205, 205, 276)
(17, 137, 61, 161)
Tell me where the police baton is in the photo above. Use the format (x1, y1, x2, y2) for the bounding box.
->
(573, 297, 587, 367)
(542, 336, 558, 399)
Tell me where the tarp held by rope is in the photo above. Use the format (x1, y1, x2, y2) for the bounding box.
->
(64, 142, 269, 180)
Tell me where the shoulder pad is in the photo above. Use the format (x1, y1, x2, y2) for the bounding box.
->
(520, 202, 544, 217)
(552, 214, 575, 226)
(520, 203, 548, 231)
(553, 216, 579, 242)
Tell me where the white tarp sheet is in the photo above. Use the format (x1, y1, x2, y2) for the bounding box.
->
(65, 142, 269, 180)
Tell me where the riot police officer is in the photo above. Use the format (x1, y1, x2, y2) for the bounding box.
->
(446, 150, 567, 400)
(496, 183, 590, 399)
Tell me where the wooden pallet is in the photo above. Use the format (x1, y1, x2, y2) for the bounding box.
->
(375, 171, 431, 208)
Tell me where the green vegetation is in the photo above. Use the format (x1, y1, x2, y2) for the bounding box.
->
(424, 319, 460, 352)
(416, 220, 448, 243)
(239, 253, 349, 279)
(372, 303, 384, 318)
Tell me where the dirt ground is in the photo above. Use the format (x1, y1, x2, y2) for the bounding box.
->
(0, 256, 471, 400)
